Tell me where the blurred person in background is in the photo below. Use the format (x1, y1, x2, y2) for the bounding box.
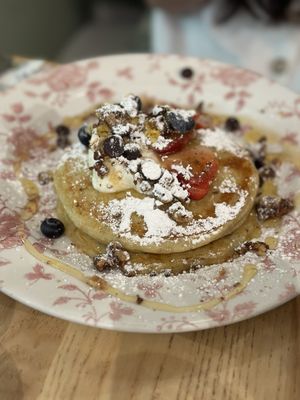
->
(146, 0, 300, 91)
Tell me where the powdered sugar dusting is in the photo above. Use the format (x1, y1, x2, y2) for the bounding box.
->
(102, 195, 176, 244)
(96, 103, 125, 119)
(171, 163, 193, 180)
(219, 177, 238, 193)
(199, 128, 247, 157)
(101, 189, 248, 246)
(58, 143, 88, 171)
(112, 123, 135, 136)
(120, 95, 140, 117)
(152, 135, 173, 151)
(171, 108, 196, 121)
(215, 194, 246, 222)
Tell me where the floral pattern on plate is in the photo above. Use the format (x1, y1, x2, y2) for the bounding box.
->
(0, 54, 299, 332)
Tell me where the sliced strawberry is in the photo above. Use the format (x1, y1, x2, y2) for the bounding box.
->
(183, 159, 219, 200)
(162, 145, 219, 201)
(153, 132, 193, 155)
(186, 183, 210, 200)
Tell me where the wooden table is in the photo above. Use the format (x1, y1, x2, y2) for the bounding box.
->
(0, 292, 299, 400)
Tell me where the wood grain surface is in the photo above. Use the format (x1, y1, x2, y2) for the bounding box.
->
(0, 292, 299, 400)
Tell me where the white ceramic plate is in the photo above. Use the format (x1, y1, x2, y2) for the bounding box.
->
(0, 54, 299, 333)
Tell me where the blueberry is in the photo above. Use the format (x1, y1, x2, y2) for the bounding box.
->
(40, 218, 65, 239)
(57, 135, 70, 149)
(103, 135, 124, 158)
(166, 111, 195, 133)
(254, 157, 265, 170)
(225, 117, 240, 132)
(78, 125, 91, 147)
(55, 124, 70, 136)
(123, 147, 141, 160)
(180, 67, 194, 79)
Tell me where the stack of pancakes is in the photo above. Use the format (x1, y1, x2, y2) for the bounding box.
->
(54, 102, 259, 275)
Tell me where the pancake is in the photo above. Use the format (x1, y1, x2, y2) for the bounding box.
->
(53, 139, 259, 254)
(57, 198, 261, 275)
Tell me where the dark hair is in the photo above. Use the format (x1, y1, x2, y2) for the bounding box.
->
(216, 0, 298, 23)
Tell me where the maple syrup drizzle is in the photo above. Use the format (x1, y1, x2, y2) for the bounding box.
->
(23, 238, 257, 313)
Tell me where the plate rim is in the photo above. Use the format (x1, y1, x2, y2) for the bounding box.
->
(0, 53, 299, 333)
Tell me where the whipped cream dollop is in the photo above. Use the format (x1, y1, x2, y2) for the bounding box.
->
(88, 147, 159, 193)
(88, 150, 135, 193)
(87, 95, 196, 203)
